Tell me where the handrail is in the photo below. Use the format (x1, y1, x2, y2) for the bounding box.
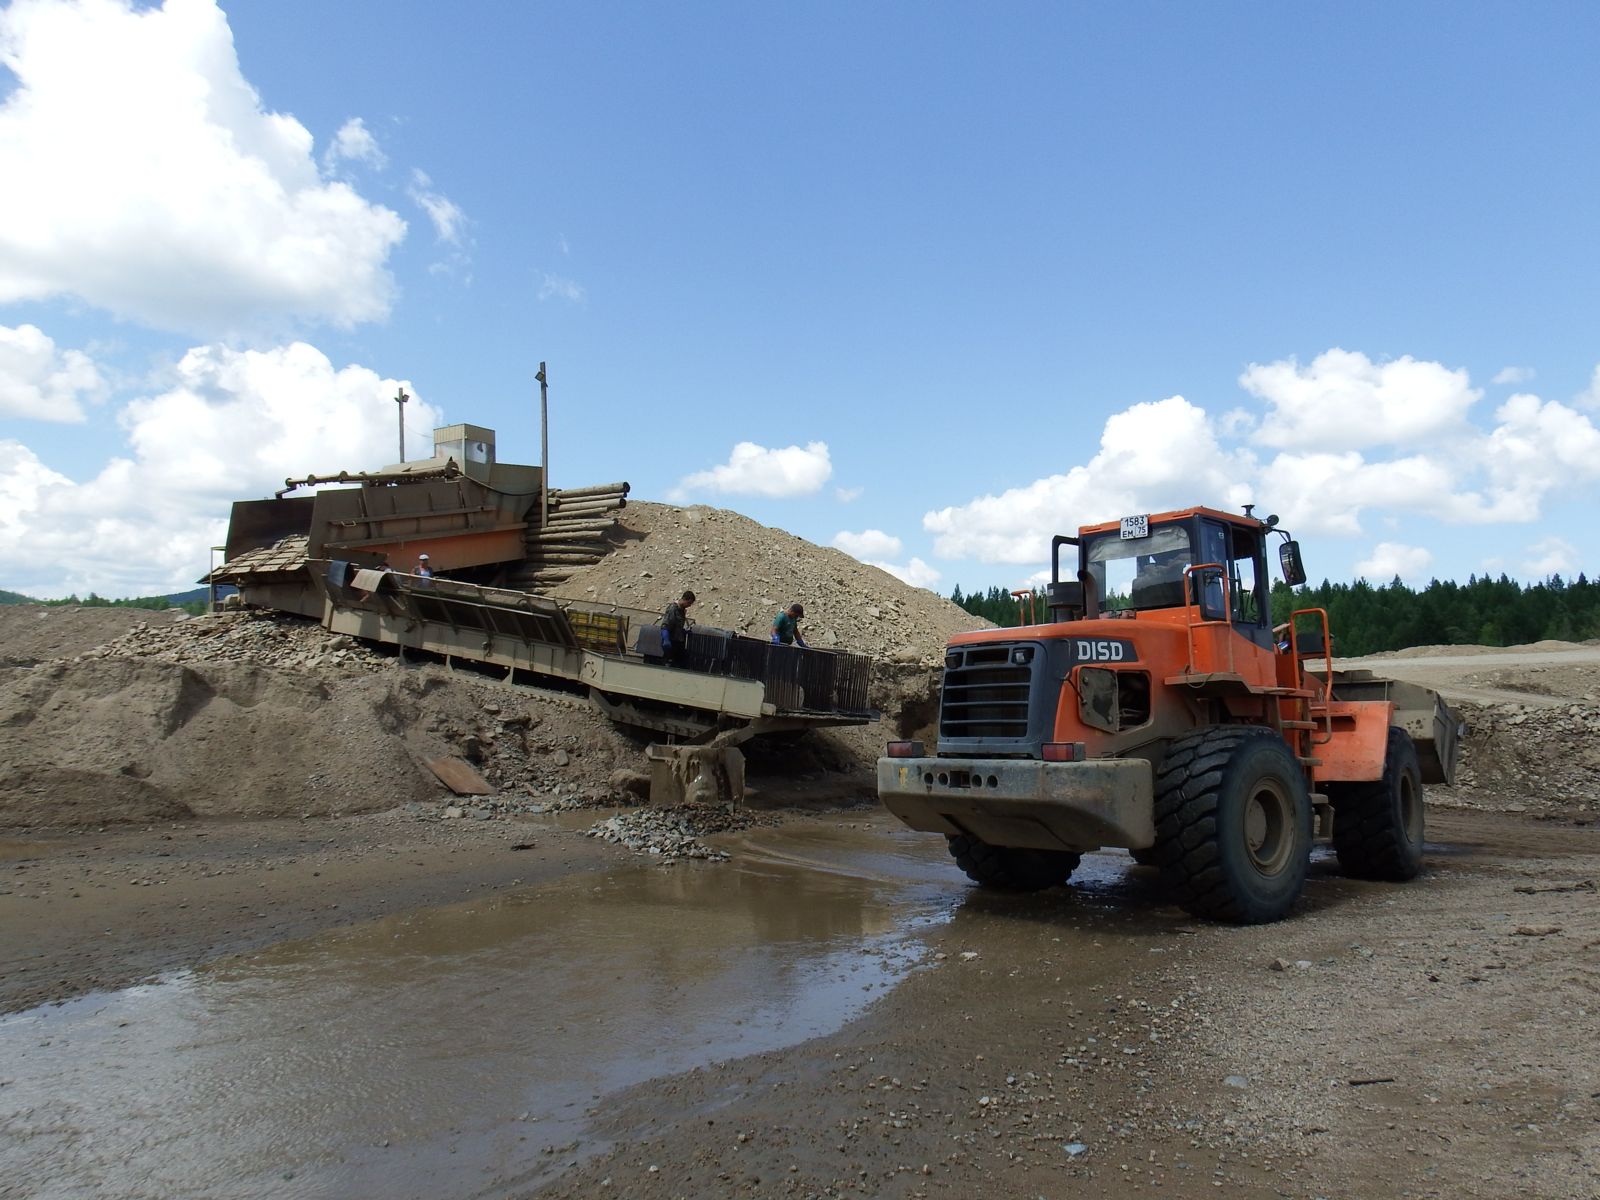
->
(1182, 562, 1232, 675)
(1009, 589, 1036, 626)
(1289, 606, 1335, 708)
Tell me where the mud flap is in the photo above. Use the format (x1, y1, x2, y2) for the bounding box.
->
(645, 744, 746, 807)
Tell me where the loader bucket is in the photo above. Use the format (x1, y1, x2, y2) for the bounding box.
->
(645, 744, 746, 807)
(1327, 670, 1465, 785)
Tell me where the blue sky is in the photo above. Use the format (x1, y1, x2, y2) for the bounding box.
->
(2, 0, 1598, 598)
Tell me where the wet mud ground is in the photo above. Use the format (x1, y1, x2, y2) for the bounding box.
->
(3, 805, 1598, 1199)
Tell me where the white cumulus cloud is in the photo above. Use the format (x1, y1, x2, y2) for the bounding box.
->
(832, 529, 903, 560)
(1577, 365, 1600, 411)
(923, 396, 1254, 563)
(0, 341, 442, 597)
(1353, 542, 1434, 584)
(1243, 348, 1479, 452)
(672, 441, 832, 500)
(0, 0, 406, 334)
(875, 556, 941, 590)
(1255, 449, 1498, 536)
(831, 529, 938, 589)
(1522, 536, 1578, 579)
(1479, 393, 1600, 519)
(324, 116, 386, 171)
(0, 323, 106, 421)
(921, 352, 1600, 577)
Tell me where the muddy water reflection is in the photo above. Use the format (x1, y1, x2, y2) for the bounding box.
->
(0, 835, 957, 1200)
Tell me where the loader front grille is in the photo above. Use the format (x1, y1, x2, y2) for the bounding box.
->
(939, 644, 1034, 740)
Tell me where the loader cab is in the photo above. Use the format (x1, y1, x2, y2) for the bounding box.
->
(1080, 509, 1272, 647)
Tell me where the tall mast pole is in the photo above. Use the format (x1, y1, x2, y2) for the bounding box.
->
(536, 362, 549, 526)
(394, 387, 409, 463)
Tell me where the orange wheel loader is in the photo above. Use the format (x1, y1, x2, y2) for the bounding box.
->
(878, 505, 1464, 924)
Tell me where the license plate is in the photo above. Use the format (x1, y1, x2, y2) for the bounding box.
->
(1119, 515, 1149, 540)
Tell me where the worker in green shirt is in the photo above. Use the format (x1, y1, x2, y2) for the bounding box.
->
(771, 602, 807, 647)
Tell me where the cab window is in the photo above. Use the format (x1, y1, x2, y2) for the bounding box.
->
(1084, 524, 1194, 612)
(1230, 526, 1266, 627)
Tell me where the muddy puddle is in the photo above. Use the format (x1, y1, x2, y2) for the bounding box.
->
(0, 825, 960, 1200)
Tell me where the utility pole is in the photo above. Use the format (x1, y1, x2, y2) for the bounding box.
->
(536, 362, 549, 526)
(394, 387, 410, 463)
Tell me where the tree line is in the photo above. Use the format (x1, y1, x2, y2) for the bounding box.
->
(0, 588, 210, 616)
(950, 574, 1600, 657)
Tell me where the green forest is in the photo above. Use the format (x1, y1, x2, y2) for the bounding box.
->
(950, 574, 1600, 657)
(0, 588, 210, 616)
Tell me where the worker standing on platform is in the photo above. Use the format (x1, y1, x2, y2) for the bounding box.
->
(660, 589, 696, 667)
(771, 602, 807, 647)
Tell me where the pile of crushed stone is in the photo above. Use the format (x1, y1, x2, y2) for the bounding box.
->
(587, 804, 762, 863)
(550, 501, 990, 664)
(75, 609, 392, 675)
(1443, 699, 1600, 818)
(0, 606, 655, 828)
(0, 605, 876, 832)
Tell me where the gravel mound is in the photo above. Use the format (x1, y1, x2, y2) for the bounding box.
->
(1443, 699, 1600, 818)
(0, 610, 651, 829)
(587, 805, 763, 863)
(550, 501, 990, 664)
(0, 604, 186, 668)
(0, 606, 877, 833)
(1364, 638, 1599, 660)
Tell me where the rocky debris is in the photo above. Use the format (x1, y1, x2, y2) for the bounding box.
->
(1445, 698, 1600, 817)
(550, 501, 990, 665)
(71, 609, 393, 676)
(586, 804, 760, 863)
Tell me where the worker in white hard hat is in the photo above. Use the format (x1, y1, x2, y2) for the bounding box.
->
(415, 553, 433, 579)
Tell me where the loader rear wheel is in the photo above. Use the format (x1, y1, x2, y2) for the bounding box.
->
(1152, 727, 1312, 924)
(946, 835, 1080, 892)
(1329, 726, 1424, 881)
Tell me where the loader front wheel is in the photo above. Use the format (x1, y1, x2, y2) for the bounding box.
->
(947, 835, 1080, 892)
(1152, 727, 1312, 924)
(1329, 727, 1424, 881)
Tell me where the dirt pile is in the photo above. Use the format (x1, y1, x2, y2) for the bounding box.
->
(1350, 643, 1600, 820)
(0, 603, 186, 667)
(0, 606, 876, 831)
(1365, 638, 1600, 660)
(1447, 700, 1600, 817)
(550, 501, 990, 663)
(0, 610, 656, 829)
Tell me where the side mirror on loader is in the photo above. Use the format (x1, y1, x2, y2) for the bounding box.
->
(1279, 540, 1307, 587)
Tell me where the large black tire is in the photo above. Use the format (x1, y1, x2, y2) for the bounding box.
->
(1152, 727, 1312, 924)
(1329, 727, 1425, 881)
(946, 835, 1080, 892)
